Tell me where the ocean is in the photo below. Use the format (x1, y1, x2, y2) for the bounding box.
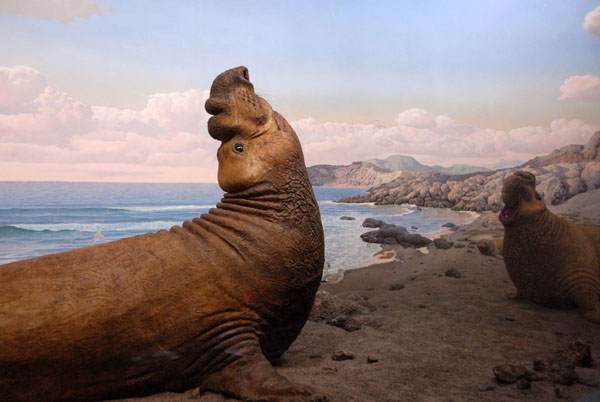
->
(0, 182, 477, 277)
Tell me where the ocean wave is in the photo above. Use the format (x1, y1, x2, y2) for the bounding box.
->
(9, 221, 180, 233)
(108, 205, 213, 212)
(0, 205, 213, 213)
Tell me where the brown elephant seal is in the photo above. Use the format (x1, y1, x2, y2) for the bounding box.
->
(477, 238, 503, 257)
(0, 66, 325, 401)
(499, 171, 600, 323)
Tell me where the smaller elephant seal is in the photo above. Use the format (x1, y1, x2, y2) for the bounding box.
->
(0, 67, 326, 401)
(499, 171, 600, 323)
(477, 238, 503, 257)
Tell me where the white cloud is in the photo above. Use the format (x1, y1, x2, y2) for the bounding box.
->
(584, 6, 600, 36)
(0, 65, 217, 182)
(292, 116, 599, 167)
(0, 65, 47, 113)
(0, 0, 110, 24)
(395, 108, 437, 128)
(559, 74, 600, 101)
(1, 65, 599, 182)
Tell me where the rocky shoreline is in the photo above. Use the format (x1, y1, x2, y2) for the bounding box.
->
(337, 131, 600, 212)
(339, 162, 600, 212)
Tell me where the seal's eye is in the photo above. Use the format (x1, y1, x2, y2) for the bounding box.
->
(233, 143, 244, 153)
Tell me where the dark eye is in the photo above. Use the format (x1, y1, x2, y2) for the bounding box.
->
(233, 143, 244, 153)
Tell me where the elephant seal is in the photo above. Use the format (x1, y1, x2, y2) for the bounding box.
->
(477, 238, 503, 257)
(0, 66, 325, 401)
(499, 171, 600, 323)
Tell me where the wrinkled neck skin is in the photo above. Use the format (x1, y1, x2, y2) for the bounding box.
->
(175, 126, 324, 358)
(500, 201, 547, 229)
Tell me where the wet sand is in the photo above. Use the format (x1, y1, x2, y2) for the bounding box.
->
(116, 193, 600, 402)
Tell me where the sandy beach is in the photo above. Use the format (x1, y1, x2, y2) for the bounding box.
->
(115, 191, 600, 402)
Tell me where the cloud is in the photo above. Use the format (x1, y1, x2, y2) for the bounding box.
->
(584, 6, 600, 36)
(0, 65, 47, 113)
(0, 65, 218, 182)
(558, 74, 600, 101)
(1, 65, 599, 182)
(292, 116, 599, 167)
(395, 108, 437, 128)
(0, 0, 110, 24)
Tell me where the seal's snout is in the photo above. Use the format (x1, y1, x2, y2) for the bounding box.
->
(205, 98, 228, 116)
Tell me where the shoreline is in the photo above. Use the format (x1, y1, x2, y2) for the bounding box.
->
(323, 207, 481, 283)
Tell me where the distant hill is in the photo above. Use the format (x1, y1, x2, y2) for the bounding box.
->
(366, 155, 433, 173)
(482, 160, 524, 170)
(430, 163, 491, 175)
(367, 155, 499, 175)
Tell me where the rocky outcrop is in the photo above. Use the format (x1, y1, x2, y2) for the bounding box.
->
(340, 162, 600, 211)
(523, 131, 600, 167)
(307, 161, 401, 187)
(360, 221, 432, 247)
(340, 132, 600, 212)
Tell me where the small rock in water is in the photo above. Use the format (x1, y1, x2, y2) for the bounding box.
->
(340, 216, 355, 220)
(331, 350, 355, 361)
(362, 218, 387, 228)
(442, 222, 458, 230)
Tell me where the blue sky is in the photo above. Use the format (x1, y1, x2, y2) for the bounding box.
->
(0, 1, 599, 181)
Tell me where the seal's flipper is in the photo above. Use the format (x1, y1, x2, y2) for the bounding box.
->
(202, 343, 326, 402)
(574, 290, 600, 324)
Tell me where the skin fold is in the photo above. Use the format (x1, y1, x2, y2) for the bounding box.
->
(0, 66, 326, 401)
(499, 171, 600, 324)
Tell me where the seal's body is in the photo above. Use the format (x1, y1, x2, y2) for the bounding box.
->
(0, 67, 325, 401)
(500, 171, 600, 323)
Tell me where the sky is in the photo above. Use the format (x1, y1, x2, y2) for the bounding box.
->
(1, 0, 599, 182)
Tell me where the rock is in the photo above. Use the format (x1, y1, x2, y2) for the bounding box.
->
(433, 238, 453, 249)
(340, 216, 355, 220)
(493, 364, 529, 384)
(553, 341, 593, 368)
(454, 243, 465, 248)
(516, 378, 531, 390)
(331, 350, 354, 361)
(366, 355, 379, 364)
(309, 290, 376, 332)
(361, 225, 432, 247)
(478, 385, 495, 392)
(442, 222, 458, 230)
(548, 366, 579, 385)
(444, 268, 463, 278)
(362, 218, 387, 228)
(388, 282, 405, 291)
(329, 316, 362, 332)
